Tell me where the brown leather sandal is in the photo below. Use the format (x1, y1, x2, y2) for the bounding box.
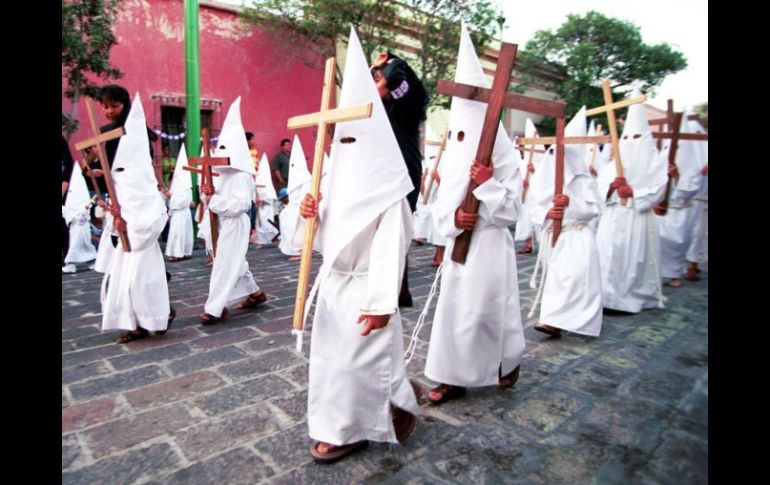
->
(499, 364, 521, 389)
(427, 383, 467, 405)
(238, 291, 268, 309)
(310, 440, 369, 463)
(116, 327, 149, 344)
(200, 307, 229, 325)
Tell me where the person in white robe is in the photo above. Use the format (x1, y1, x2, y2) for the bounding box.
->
(526, 107, 603, 337)
(278, 134, 310, 259)
(255, 153, 279, 245)
(165, 144, 194, 261)
(62, 166, 97, 271)
(199, 97, 267, 323)
(685, 118, 708, 280)
(514, 118, 544, 254)
(296, 28, 421, 462)
(654, 111, 705, 287)
(423, 23, 525, 405)
(595, 88, 668, 313)
(100, 93, 174, 343)
(584, 120, 612, 233)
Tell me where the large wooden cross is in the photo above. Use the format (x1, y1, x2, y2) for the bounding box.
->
(584, 81, 647, 205)
(183, 127, 229, 257)
(287, 57, 373, 337)
(437, 42, 567, 263)
(651, 111, 708, 215)
(422, 127, 447, 204)
(74, 98, 129, 251)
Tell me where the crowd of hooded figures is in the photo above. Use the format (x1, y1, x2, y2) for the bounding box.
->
(62, 24, 707, 463)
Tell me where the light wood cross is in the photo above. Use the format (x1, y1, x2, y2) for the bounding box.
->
(584, 81, 647, 205)
(183, 127, 229, 256)
(422, 127, 447, 204)
(74, 98, 129, 250)
(437, 42, 567, 262)
(287, 57, 373, 336)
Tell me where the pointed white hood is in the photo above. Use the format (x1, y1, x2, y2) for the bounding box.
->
(169, 143, 193, 195)
(286, 134, 311, 199)
(530, 106, 589, 208)
(213, 97, 255, 176)
(317, 26, 413, 268)
(111, 93, 166, 224)
(62, 164, 92, 224)
(432, 22, 522, 218)
(256, 153, 277, 201)
(618, 88, 667, 190)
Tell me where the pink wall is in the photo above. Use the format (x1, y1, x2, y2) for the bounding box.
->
(64, 0, 323, 169)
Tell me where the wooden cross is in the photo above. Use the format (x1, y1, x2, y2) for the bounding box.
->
(287, 57, 373, 336)
(651, 112, 708, 215)
(183, 127, 229, 257)
(588, 123, 604, 174)
(74, 98, 129, 251)
(585, 81, 647, 206)
(516, 129, 541, 204)
(422, 127, 448, 204)
(648, 99, 675, 149)
(437, 41, 567, 262)
(519, 121, 626, 245)
(77, 153, 104, 204)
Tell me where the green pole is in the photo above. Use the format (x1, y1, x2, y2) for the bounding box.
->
(184, 0, 202, 234)
(185, 0, 201, 198)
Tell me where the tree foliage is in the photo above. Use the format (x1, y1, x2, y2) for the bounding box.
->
(516, 11, 687, 134)
(62, 0, 124, 138)
(240, 0, 501, 105)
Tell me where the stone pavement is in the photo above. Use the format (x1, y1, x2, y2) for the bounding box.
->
(62, 238, 707, 484)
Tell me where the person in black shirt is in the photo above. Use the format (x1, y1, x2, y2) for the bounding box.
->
(371, 52, 429, 307)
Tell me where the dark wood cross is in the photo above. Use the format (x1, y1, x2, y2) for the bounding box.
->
(422, 127, 447, 204)
(74, 98, 129, 251)
(651, 111, 708, 215)
(287, 57, 373, 338)
(649, 99, 675, 150)
(437, 42, 567, 262)
(183, 127, 229, 257)
(520, 124, 617, 246)
(585, 81, 647, 206)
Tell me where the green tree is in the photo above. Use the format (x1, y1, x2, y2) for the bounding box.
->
(240, 0, 500, 105)
(516, 11, 687, 134)
(62, 0, 124, 139)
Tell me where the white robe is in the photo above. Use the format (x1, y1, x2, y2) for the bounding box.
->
(94, 213, 114, 274)
(64, 210, 97, 264)
(165, 190, 194, 258)
(530, 175, 603, 336)
(308, 199, 420, 446)
(425, 168, 525, 387)
(686, 173, 708, 264)
(101, 209, 170, 332)
(656, 183, 700, 278)
(197, 205, 213, 255)
(203, 170, 260, 317)
(278, 202, 302, 256)
(596, 185, 666, 313)
(255, 200, 278, 244)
